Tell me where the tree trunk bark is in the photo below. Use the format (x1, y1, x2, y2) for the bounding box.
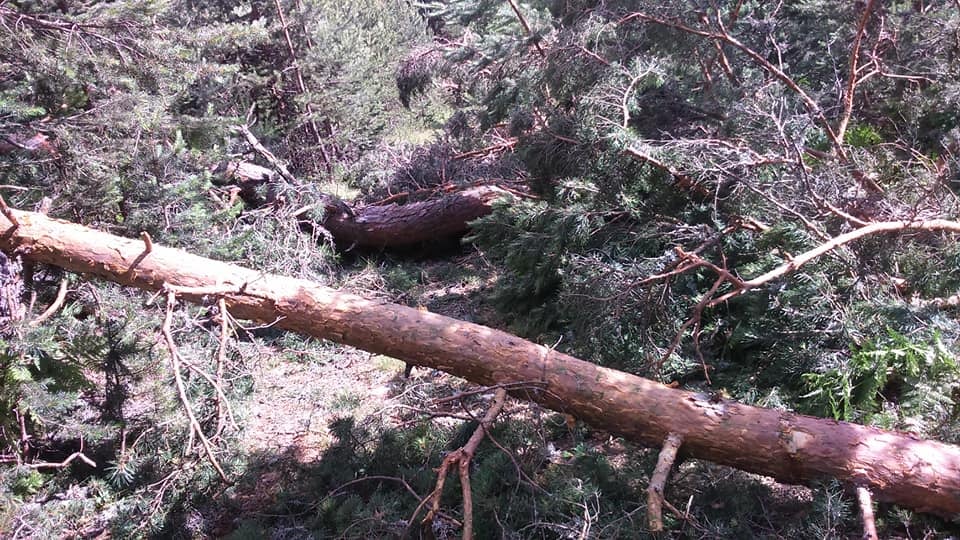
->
(2, 209, 958, 518)
(213, 161, 506, 248)
(319, 185, 506, 248)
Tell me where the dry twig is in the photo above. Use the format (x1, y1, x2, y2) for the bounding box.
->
(0, 5, 144, 60)
(410, 387, 509, 540)
(28, 278, 68, 327)
(506, 0, 546, 58)
(27, 451, 97, 469)
(161, 291, 230, 483)
(647, 432, 683, 532)
(623, 147, 711, 199)
(836, 0, 878, 142)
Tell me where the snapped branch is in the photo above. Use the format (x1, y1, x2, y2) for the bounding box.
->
(410, 387, 509, 540)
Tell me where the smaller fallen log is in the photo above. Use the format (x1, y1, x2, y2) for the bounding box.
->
(211, 161, 281, 206)
(1, 208, 959, 518)
(316, 185, 507, 249)
(213, 160, 507, 248)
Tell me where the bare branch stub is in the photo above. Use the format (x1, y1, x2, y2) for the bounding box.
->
(140, 231, 153, 253)
(857, 487, 879, 540)
(0, 195, 19, 228)
(647, 432, 684, 532)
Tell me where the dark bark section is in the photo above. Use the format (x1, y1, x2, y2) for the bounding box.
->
(211, 161, 280, 206)
(1, 208, 959, 518)
(213, 161, 507, 248)
(320, 185, 507, 248)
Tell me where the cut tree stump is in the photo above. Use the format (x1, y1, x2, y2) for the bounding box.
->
(1, 208, 959, 518)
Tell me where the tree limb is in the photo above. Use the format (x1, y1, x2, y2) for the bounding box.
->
(836, 0, 878, 142)
(415, 388, 509, 539)
(647, 432, 683, 532)
(857, 486, 879, 540)
(710, 219, 960, 305)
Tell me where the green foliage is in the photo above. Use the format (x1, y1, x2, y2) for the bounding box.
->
(300, 0, 431, 161)
(802, 329, 960, 431)
(10, 469, 44, 497)
(805, 481, 855, 539)
(845, 124, 884, 148)
(468, 199, 599, 334)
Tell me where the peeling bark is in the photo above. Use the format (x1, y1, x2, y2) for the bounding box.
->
(1, 209, 959, 517)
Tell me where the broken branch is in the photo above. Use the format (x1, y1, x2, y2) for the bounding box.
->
(857, 486, 879, 540)
(162, 291, 230, 483)
(234, 124, 299, 185)
(416, 387, 509, 539)
(720, 219, 960, 303)
(0, 195, 19, 228)
(647, 432, 684, 532)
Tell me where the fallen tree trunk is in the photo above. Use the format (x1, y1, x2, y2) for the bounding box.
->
(2, 209, 959, 517)
(213, 160, 506, 248)
(314, 185, 506, 249)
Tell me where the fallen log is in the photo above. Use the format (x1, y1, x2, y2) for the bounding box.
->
(1, 208, 959, 518)
(315, 185, 506, 249)
(213, 160, 506, 248)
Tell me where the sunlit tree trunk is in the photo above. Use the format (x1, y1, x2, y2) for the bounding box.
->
(2, 208, 958, 517)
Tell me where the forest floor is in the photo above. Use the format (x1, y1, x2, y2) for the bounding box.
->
(211, 253, 504, 534)
(205, 253, 818, 538)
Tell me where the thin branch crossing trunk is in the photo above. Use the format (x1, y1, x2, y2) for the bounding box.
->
(1, 209, 959, 518)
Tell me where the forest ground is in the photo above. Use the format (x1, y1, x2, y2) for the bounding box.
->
(210, 253, 817, 538)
